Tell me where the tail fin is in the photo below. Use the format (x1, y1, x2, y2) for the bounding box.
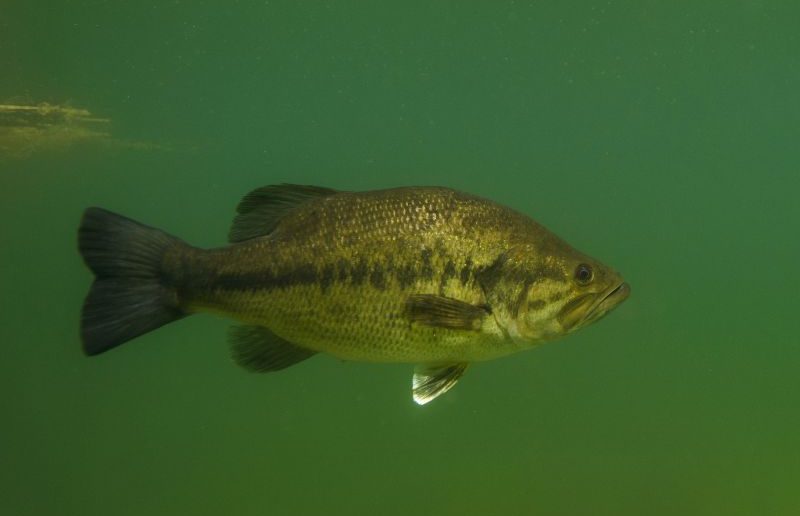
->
(78, 208, 186, 355)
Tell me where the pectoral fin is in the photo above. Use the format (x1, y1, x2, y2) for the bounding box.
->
(406, 294, 489, 331)
(229, 325, 316, 372)
(412, 363, 469, 405)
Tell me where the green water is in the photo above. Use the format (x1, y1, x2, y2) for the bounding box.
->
(2, 2, 799, 514)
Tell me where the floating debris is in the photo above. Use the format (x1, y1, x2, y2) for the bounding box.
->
(0, 102, 160, 159)
(0, 103, 110, 127)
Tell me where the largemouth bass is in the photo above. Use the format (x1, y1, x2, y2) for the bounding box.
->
(78, 184, 629, 404)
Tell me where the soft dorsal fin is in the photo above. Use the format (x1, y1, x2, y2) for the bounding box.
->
(228, 325, 317, 372)
(412, 363, 469, 405)
(228, 184, 338, 242)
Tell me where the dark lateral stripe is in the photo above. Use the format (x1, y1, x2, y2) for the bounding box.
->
(460, 257, 473, 285)
(396, 264, 417, 289)
(212, 264, 319, 292)
(370, 267, 386, 290)
(351, 258, 368, 285)
(207, 259, 442, 293)
(420, 248, 435, 280)
(439, 259, 457, 294)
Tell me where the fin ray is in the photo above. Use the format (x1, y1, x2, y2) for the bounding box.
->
(228, 184, 338, 242)
(78, 207, 185, 355)
(406, 294, 489, 331)
(412, 363, 469, 405)
(229, 325, 316, 372)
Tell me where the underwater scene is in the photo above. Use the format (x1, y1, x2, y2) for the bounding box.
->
(2, 2, 799, 515)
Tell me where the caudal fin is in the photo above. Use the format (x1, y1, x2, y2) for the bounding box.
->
(78, 208, 186, 355)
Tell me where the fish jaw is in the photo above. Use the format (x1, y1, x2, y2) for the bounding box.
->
(573, 281, 630, 330)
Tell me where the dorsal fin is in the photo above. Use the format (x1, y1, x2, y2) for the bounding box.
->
(228, 184, 338, 242)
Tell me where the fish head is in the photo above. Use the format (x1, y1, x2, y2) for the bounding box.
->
(480, 242, 629, 344)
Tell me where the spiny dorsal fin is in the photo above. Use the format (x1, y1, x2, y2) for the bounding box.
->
(406, 294, 489, 331)
(228, 184, 339, 243)
(229, 325, 317, 372)
(412, 363, 469, 405)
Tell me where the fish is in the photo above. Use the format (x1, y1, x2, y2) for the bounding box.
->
(78, 184, 630, 404)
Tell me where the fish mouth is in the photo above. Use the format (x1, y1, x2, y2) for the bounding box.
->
(558, 281, 630, 332)
(585, 282, 630, 323)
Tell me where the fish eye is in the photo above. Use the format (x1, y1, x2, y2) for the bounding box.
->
(574, 264, 593, 285)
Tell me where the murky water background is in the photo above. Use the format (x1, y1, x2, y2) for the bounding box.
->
(2, 2, 799, 514)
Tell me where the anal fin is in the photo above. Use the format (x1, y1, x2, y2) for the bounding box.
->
(412, 363, 469, 405)
(229, 325, 316, 372)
